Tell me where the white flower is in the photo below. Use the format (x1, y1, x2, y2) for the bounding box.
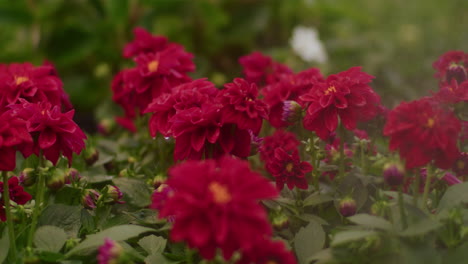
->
(290, 26, 328, 64)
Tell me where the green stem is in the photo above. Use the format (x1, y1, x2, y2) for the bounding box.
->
(338, 124, 346, 179)
(27, 154, 46, 248)
(360, 141, 367, 175)
(3, 171, 17, 262)
(421, 164, 433, 211)
(398, 185, 408, 230)
(413, 171, 420, 207)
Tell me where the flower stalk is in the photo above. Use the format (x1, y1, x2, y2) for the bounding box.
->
(338, 123, 346, 179)
(422, 164, 434, 211)
(2, 171, 17, 262)
(27, 153, 46, 249)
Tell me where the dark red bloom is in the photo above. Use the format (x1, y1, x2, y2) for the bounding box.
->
(97, 238, 123, 264)
(0, 176, 32, 221)
(383, 98, 461, 169)
(237, 239, 297, 264)
(432, 79, 468, 105)
(262, 68, 323, 127)
(239, 51, 292, 87)
(433, 51, 468, 85)
(171, 105, 251, 161)
(123, 27, 169, 59)
(218, 78, 268, 134)
(145, 79, 218, 137)
(301, 67, 381, 139)
(0, 110, 33, 171)
(259, 130, 300, 165)
(10, 100, 87, 165)
(159, 156, 278, 260)
(0, 63, 71, 112)
(150, 184, 173, 211)
(267, 148, 312, 190)
(111, 29, 195, 131)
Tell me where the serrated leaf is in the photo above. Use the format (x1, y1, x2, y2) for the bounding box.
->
(38, 205, 81, 238)
(437, 182, 468, 211)
(331, 230, 377, 246)
(66, 225, 153, 256)
(294, 221, 325, 264)
(34, 226, 68, 253)
(138, 235, 167, 255)
(0, 227, 10, 264)
(303, 193, 334, 207)
(348, 214, 393, 230)
(113, 177, 151, 207)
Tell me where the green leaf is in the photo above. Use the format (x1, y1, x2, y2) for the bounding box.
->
(38, 205, 82, 238)
(294, 221, 325, 264)
(146, 252, 176, 264)
(113, 177, 152, 207)
(34, 226, 68, 253)
(66, 225, 153, 256)
(437, 182, 468, 211)
(331, 230, 377, 246)
(348, 214, 393, 230)
(38, 251, 65, 262)
(0, 227, 10, 264)
(303, 193, 334, 207)
(307, 248, 333, 264)
(398, 218, 441, 237)
(138, 235, 167, 255)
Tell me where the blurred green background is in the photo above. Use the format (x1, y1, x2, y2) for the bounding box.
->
(1, 0, 467, 132)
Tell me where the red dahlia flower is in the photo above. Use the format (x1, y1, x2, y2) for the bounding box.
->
(239, 51, 292, 87)
(433, 50, 468, 85)
(159, 156, 278, 260)
(237, 239, 297, 264)
(267, 148, 312, 190)
(218, 78, 268, 134)
(0, 110, 33, 171)
(0, 62, 71, 112)
(432, 79, 468, 105)
(10, 101, 87, 165)
(0, 176, 32, 221)
(383, 98, 461, 169)
(300, 67, 381, 140)
(262, 68, 323, 128)
(145, 79, 218, 137)
(171, 105, 251, 161)
(123, 27, 169, 58)
(259, 130, 300, 164)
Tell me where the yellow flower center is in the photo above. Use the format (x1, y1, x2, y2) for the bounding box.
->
(426, 118, 435, 128)
(324, 85, 337, 95)
(15, 76, 29, 85)
(147, 60, 159, 73)
(266, 261, 278, 264)
(457, 160, 465, 170)
(209, 182, 231, 204)
(285, 163, 294, 172)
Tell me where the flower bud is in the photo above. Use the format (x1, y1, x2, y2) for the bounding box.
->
(150, 174, 166, 189)
(19, 168, 36, 187)
(383, 163, 405, 186)
(84, 147, 99, 166)
(370, 200, 389, 217)
(118, 169, 129, 178)
(441, 173, 462, 186)
(271, 212, 289, 231)
(446, 63, 468, 84)
(97, 238, 123, 264)
(150, 184, 173, 211)
(282, 100, 303, 123)
(82, 189, 100, 209)
(97, 118, 115, 136)
(105, 185, 124, 204)
(65, 168, 82, 184)
(46, 168, 66, 190)
(339, 197, 357, 217)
